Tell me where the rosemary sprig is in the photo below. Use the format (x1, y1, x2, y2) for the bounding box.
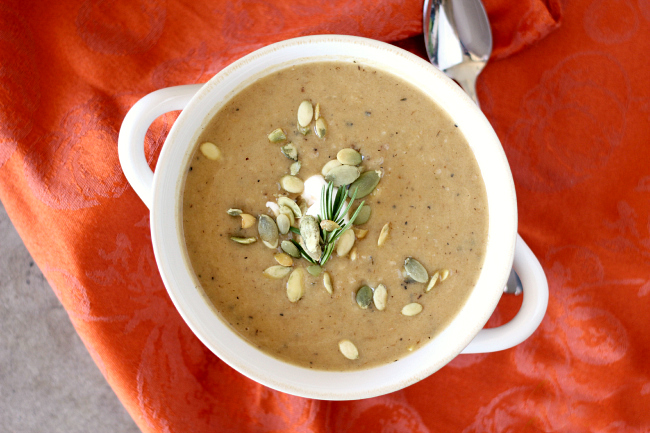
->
(291, 181, 364, 267)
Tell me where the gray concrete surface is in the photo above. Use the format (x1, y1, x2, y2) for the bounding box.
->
(0, 201, 140, 433)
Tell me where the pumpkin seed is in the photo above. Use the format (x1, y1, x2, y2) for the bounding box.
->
(300, 216, 321, 260)
(314, 103, 320, 120)
(323, 272, 333, 294)
(298, 200, 309, 217)
(290, 161, 301, 175)
(349, 246, 358, 261)
(314, 118, 327, 138)
(337, 148, 362, 166)
(320, 219, 341, 231)
(268, 128, 287, 142)
(240, 213, 256, 229)
(354, 228, 368, 239)
(263, 265, 292, 279)
(307, 264, 322, 277)
(440, 269, 450, 281)
(338, 339, 359, 360)
(373, 284, 387, 311)
(336, 229, 355, 257)
(227, 208, 243, 216)
(404, 257, 428, 283)
(278, 205, 296, 226)
(281, 240, 301, 258)
(352, 205, 371, 225)
(297, 100, 313, 127)
(230, 236, 256, 244)
(277, 197, 302, 218)
(377, 222, 390, 246)
(297, 122, 310, 135)
(402, 303, 423, 316)
(266, 202, 280, 217)
(324, 165, 361, 187)
(280, 143, 298, 160)
(199, 142, 221, 160)
(280, 175, 304, 193)
(276, 213, 290, 234)
(426, 271, 439, 292)
(356, 285, 373, 309)
(286, 268, 305, 302)
(274, 253, 293, 267)
(321, 159, 342, 176)
(348, 170, 381, 199)
(258, 215, 279, 249)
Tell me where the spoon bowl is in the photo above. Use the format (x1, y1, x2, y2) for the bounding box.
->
(423, 0, 492, 106)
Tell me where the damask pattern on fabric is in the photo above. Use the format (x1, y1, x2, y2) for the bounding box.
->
(1, 0, 649, 431)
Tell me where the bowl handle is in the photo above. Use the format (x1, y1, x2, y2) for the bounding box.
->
(118, 84, 203, 209)
(460, 234, 548, 354)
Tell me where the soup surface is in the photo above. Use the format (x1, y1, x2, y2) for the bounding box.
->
(182, 61, 488, 371)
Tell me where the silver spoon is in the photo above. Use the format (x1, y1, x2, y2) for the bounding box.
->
(423, 0, 492, 107)
(423, 0, 522, 294)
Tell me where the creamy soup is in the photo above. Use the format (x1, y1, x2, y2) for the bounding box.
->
(182, 61, 488, 371)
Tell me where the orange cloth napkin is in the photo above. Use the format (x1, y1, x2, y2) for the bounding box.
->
(2, 0, 650, 431)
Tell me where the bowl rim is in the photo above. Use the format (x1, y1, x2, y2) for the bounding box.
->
(149, 34, 517, 400)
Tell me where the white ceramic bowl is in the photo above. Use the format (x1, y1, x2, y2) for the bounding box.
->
(119, 35, 548, 400)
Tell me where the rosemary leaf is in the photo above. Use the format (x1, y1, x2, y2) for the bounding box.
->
(290, 239, 317, 265)
(289, 226, 301, 235)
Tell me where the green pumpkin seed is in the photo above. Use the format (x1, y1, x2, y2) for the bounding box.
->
(352, 205, 371, 225)
(199, 142, 221, 160)
(320, 219, 341, 231)
(314, 118, 327, 138)
(307, 264, 322, 277)
(258, 215, 279, 249)
(356, 285, 373, 309)
(401, 303, 423, 316)
(286, 268, 305, 302)
(281, 143, 298, 160)
(321, 159, 342, 176)
(276, 213, 290, 235)
(404, 257, 428, 283)
(277, 196, 302, 218)
(263, 265, 292, 279)
(337, 148, 362, 166)
(324, 165, 361, 187)
(230, 236, 256, 244)
(227, 208, 243, 216)
(297, 100, 313, 127)
(373, 284, 387, 311)
(338, 339, 359, 360)
(348, 170, 381, 199)
(290, 161, 301, 175)
(268, 128, 287, 143)
(281, 240, 301, 258)
(297, 121, 310, 135)
(280, 175, 304, 193)
(323, 272, 333, 294)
